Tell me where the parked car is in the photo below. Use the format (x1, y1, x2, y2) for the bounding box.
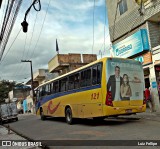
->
(0, 102, 18, 124)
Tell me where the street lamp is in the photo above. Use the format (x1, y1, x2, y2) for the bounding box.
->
(21, 60, 34, 102)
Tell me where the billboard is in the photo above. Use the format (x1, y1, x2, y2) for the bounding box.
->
(106, 58, 144, 101)
(112, 29, 149, 58)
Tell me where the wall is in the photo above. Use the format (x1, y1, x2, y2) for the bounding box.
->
(106, 0, 138, 26)
(106, 0, 144, 41)
(107, 0, 160, 42)
(147, 21, 160, 48)
(112, 23, 147, 45)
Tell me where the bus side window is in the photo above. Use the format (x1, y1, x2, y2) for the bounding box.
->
(86, 68, 91, 86)
(54, 81, 59, 93)
(45, 84, 50, 95)
(92, 65, 97, 85)
(41, 86, 46, 96)
(80, 71, 85, 87)
(68, 75, 74, 90)
(50, 82, 54, 94)
(60, 78, 67, 92)
(49, 83, 51, 94)
(97, 64, 102, 84)
(74, 73, 80, 89)
(36, 89, 40, 101)
(39, 87, 44, 97)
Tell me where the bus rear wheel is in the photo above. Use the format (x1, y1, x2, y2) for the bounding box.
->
(40, 108, 46, 121)
(65, 107, 73, 125)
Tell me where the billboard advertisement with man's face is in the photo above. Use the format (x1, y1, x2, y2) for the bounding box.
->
(106, 58, 144, 101)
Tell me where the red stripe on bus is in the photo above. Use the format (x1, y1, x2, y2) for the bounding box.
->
(48, 101, 60, 114)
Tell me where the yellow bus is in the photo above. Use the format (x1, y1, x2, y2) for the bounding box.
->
(35, 57, 146, 124)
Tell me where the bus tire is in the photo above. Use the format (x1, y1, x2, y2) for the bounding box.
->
(65, 107, 73, 125)
(40, 108, 46, 121)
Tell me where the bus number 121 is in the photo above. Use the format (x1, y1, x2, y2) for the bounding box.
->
(91, 93, 99, 100)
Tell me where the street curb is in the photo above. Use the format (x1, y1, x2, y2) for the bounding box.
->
(3, 124, 50, 149)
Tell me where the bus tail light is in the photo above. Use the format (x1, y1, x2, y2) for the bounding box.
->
(106, 91, 113, 106)
(143, 91, 146, 105)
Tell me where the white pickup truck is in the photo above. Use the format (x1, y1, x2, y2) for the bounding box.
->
(0, 102, 18, 124)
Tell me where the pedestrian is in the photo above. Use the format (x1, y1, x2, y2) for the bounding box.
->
(145, 87, 152, 112)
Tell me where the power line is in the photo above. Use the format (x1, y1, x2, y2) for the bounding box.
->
(99, 33, 110, 52)
(27, 11, 38, 60)
(104, 0, 107, 53)
(99, 0, 108, 58)
(92, 0, 95, 55)
(12, 31, 28, 78)
(12, 0, 33, 79)
(23, 32, 28, 60)
(0, 0, 23, 60)
(0, 0, 29, 79)
(13, 0, 50, 82)
(31, 0, 51, 59)
(0, 28, 21, 64)
(0, 0, 7, 30)
(2, 0, 20, 57)
(22, 0, 33, 60)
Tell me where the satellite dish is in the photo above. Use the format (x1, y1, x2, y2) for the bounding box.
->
(135, 0, 148, 5)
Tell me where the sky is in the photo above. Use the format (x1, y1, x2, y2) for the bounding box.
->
(0, 0, 111, 83)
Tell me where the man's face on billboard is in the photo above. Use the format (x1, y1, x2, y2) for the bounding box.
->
(115, 67, 120, 77)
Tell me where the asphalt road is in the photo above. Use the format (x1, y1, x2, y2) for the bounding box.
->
(3, 113, 160, 149)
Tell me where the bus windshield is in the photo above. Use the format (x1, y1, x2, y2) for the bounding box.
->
(106, 58, 144, 101)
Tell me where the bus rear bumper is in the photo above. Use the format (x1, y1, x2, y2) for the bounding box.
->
(103, 104, 146, 116)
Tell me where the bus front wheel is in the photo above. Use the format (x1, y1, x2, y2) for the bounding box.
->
(40, 108, 46, 121)
(65, 107, 73, 125)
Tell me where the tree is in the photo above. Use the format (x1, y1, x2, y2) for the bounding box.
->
(0, 80, 16, 103)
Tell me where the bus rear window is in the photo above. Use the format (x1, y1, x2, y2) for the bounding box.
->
(92, 64, 102, 85)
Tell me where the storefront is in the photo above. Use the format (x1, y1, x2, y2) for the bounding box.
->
(112, 29, 151, 86)
(155, 66, 160, 95)
(111, 29, 160, 111)
(135, 52, 152, 88)
(152, 46, 160, 98)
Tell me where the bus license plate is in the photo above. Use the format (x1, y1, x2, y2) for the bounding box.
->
(125, 109, 132, 113)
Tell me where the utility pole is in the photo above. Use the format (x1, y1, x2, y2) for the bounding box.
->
(21, 60, 34, 102)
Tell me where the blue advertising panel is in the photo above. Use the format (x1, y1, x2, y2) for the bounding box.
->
(112, 29, 149, 58)
(135, 56, 144, 63)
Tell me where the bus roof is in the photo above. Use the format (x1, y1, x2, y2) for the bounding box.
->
(36, 57, 141, 88)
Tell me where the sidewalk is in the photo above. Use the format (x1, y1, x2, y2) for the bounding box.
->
(0, 125, 39, 149)
(133, 108, 160, 122)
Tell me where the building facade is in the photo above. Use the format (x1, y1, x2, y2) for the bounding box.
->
(106, 0, 160, 111)
(48, 53, 97, 75)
